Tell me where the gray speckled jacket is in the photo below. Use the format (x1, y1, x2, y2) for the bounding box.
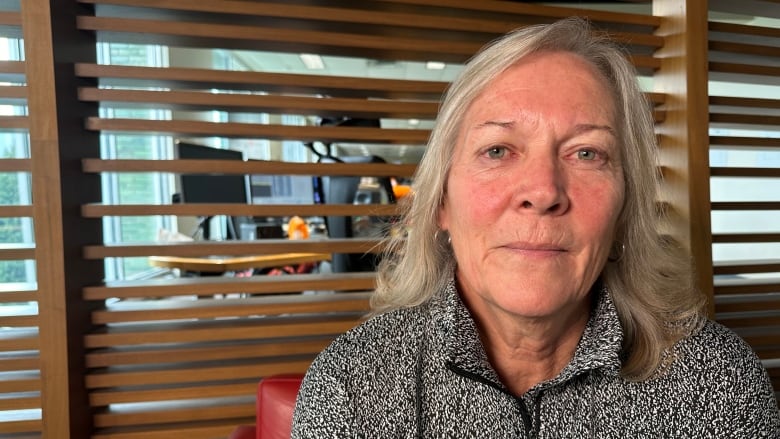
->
(292, 281, 780, 438)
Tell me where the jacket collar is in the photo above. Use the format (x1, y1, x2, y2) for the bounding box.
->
(431, 278, 624, 393)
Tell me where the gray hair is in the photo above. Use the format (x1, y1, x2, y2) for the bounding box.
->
(373, 17, 705, 380)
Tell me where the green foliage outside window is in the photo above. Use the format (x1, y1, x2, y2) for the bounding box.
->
(0, 144, 25, 283)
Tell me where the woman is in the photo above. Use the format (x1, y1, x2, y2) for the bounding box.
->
(292, 18, 779, 438)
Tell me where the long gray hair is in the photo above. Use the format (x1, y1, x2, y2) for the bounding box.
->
(373, 17, 705, 380)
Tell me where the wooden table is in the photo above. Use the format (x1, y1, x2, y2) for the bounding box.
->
(148, 253, 331, 274)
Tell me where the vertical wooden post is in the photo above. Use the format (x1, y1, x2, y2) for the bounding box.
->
(21, 1, 102, 437)
(20, 2, 71, 436)
(653, 0, 714, 315)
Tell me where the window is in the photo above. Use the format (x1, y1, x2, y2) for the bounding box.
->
(0, 37, 34, 285)
(97, 43, 174, 280)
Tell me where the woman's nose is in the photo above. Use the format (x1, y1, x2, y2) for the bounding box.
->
(515, 156, 570, 215)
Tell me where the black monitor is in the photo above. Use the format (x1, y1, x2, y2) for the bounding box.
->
(176, 141, 248, 204)
(176, 141, 248, 240)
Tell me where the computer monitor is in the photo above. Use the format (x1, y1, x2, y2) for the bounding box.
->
(176, 141, 248, 240)
(249, 173, 315, 206)
(176, 141, 248, 204)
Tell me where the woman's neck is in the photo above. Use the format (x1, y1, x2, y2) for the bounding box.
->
(466, 295, 591, 396)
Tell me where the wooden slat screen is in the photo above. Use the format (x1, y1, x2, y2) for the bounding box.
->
(64, 2, 670, 437)
(707, 13, 780, 402)
(18, 0, 780, 437)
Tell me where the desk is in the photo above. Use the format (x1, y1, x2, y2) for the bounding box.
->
(148, 253, 331, 274)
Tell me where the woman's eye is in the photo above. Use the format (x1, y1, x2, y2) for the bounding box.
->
(486, 146, 507, 159)
(577, 149, 598, 161)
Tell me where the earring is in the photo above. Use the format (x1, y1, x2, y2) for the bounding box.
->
(608, 242, 625, 263)
(434, 230, 451, 245)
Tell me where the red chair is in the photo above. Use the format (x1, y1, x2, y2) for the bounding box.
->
(229, 374, 304, 439)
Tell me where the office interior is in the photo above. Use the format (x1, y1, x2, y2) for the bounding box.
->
(0, 1, 777, 438)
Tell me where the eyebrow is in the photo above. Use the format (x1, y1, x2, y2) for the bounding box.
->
(572, 123, 617, 137)
(474, 120, 616, 137)
(473, 120, 515, 130)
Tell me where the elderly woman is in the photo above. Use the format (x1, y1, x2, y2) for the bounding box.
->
(292, 17, 780, 437)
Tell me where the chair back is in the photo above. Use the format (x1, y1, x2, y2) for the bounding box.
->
(257, 374, 304, 439)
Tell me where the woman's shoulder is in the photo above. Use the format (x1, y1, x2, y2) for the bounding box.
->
(666, 319, 778, 415)
(306, 304, 429, 376)
(675, 319, 764, 370)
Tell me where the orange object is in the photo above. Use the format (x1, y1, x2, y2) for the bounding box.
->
(287, 216, 310, 240)
(392, 184, 412, 199)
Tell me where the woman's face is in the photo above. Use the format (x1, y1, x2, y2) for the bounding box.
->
(439, 51, 624, 322)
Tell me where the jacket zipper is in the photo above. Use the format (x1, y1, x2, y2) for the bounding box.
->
(445, 361, 538, 437)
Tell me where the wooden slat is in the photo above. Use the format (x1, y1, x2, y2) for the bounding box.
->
(709, 61, 780, 79)
(378, 0, 662, 27)
(0, 244, 35, 261)
(85, 357, 316, 388)
(0, 283, 37, 304)
(0, 158, 32, 172)
(81, 158, 417, 177)
(0, 353, 40, 372)
(81, 202, 400, 218)
(712, 233, 780, 243)
(0, 330, 39, 352)
(0, 291, 36, 304)
(86, 337, 334, 368)
(94, 399, 254, 428)
(711, 202, 780, 210)
(92, 419, 248, 439)
(710, 113, 780, 126)
(0, 314, 39, 328)
(0, 205, 34, 218)
(0, 373, 41, 393)
(709, 20, 780, 39)
(714, 276, 780, 295)
(734, 330, 780, 348)
(710, 167, 780, 178)
(709, 96, 780, 109)
(709, 40, 780, 58)
(75, 64, 447, 100)
(79, 88, 439, 119)
(0, 115, 28, 129)
(0, 84, 27, 100)
(0, 11, 22, 26)
(85, 117, 430, 144)
(82, 239, 383, 259)
(0, 394, 40, 410)
(92, 292, 370, 324)
(715, 299, 780, 314)
(0, 420, 43, 435)
(710, 136, 780, 148)
(90, 381, 256, 406)
(713, 259, 780, 276)
(84, 314, 361, 348)
(83, 273, 376, 300)
(0, 60, 26, 84)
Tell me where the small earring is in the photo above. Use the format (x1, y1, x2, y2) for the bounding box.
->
(434, 230, 451, 245)
(608, 242, 625, 263)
